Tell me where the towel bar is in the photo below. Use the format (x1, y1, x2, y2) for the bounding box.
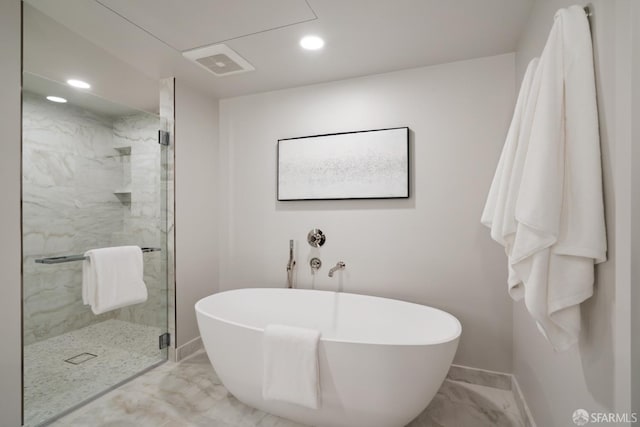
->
(34, 247, 161, 264)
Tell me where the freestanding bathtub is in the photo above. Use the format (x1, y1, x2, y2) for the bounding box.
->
(195, 288, 461, 427)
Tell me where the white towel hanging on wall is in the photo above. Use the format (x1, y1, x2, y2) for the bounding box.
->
(482, 5, 606, 351)
(481, 56, 540, 297)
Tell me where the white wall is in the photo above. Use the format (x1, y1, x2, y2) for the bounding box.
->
(0, 0, 22, 425)
(514, 1, 633, 425)
(175, 80, 220, 348)
(219, 54, 516, 372)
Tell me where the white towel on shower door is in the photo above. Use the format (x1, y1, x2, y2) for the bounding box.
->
(82, 245, 148, 315)
(262, 324, 321, 409)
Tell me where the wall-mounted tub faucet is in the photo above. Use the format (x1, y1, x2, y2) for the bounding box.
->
(286, 240, 296, 288)
(328, 261, 346, 277)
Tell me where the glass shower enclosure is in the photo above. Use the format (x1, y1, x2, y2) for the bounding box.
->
(21, 73, 170, 426)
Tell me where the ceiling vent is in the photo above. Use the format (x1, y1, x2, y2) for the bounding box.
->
(183, 44, 255, 77)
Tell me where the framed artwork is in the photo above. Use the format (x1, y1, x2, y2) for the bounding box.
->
(277, 127, 409, 201)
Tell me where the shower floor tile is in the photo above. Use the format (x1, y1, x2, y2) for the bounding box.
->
(50, 350, 526, 427)
(24, 319, 164, 426)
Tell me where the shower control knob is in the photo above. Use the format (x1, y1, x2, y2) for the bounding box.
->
(310, 257, 322, 274)
(307, 228, 326, 247)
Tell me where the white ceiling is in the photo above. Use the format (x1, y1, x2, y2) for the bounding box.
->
(23, 73, 154, 118)
(96, 0, 317, 51)
(25, 0, 533, 101)
(23, 4, 160, 114)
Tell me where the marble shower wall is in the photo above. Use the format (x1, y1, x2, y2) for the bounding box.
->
(23, 92, 120, 345)
(23, 92, 165, 345)
(112, 113, 167, 329)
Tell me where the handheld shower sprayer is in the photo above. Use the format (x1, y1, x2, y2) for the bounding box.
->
(286, 240, 296, 288)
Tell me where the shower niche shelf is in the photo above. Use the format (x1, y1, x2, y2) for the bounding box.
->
(113, 145, 132, 204)
(113, 187, 131, 194)
(114, 145, 131, 155)
(113, 187, 131, 204)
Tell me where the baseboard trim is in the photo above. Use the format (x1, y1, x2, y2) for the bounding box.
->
(448, 364, 536, 427)
(175, 336, 203, 361)
(512, 374, 537, 427)
(448, 364, 512, 390)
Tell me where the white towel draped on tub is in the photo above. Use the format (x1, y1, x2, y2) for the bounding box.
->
(82, 246, 148, 315)
(482, 5, 606, 351)
(262, 324, 321, 409)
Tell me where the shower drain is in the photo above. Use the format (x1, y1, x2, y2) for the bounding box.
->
(64, 352, 97, 365)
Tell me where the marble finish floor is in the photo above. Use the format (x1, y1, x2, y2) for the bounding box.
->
(24, 319, 164, 426)
(51, 350, 525, 427)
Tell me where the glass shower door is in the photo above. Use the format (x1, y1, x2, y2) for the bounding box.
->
(22, 73, 169, 426)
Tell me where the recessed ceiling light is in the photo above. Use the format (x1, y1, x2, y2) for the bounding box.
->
(67, 79, 91, 89)
(300, 35, 324, 50)
(46, 96, 67, 103)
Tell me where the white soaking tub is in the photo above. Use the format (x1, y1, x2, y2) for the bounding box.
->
(195, 288, 461, 427)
